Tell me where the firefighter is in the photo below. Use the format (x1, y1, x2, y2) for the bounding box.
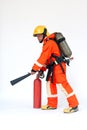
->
(31, 25, 79, 113)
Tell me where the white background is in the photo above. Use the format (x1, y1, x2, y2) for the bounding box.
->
(0, 0, 87, 130)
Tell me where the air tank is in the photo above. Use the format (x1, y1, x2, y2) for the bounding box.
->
(55, 33, 72, 57)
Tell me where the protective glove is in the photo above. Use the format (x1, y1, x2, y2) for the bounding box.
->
(31, 69, 37, 75)
(38, 70, 45, 79)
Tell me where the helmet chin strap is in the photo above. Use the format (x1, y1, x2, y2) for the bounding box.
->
(39, 40, 43, 43)
(38, 28, 47, 43)
(39, 34, 46, 43)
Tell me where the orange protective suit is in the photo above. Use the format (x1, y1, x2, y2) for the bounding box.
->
(32, 33, 79, 108)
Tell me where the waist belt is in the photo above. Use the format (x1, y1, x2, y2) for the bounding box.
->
(46, 54, 70, 82)
(52, 54, 65, 73)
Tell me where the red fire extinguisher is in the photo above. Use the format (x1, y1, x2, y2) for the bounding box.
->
(33, 74, 42, 108)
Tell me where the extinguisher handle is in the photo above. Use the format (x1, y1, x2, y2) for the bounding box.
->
(36, 70, 45, 79)
(39, 73, 45, 79)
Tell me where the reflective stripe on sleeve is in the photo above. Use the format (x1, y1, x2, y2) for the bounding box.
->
(35, 61, 43, 67)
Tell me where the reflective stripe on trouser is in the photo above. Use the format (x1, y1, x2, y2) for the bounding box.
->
(58, 82, 79, 107)
(46, 81, 79, 108)
(46, 81, 58, 108)
(53, 63, 79, 108)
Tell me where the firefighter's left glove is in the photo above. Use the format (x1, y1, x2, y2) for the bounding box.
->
(38, 70, 45, 79)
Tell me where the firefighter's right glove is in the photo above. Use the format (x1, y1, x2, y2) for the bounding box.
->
(38, 70, 45, 79)
(31, 69, 37, 75)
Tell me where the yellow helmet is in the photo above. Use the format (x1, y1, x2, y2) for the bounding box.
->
(33, 25, 50, 36)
